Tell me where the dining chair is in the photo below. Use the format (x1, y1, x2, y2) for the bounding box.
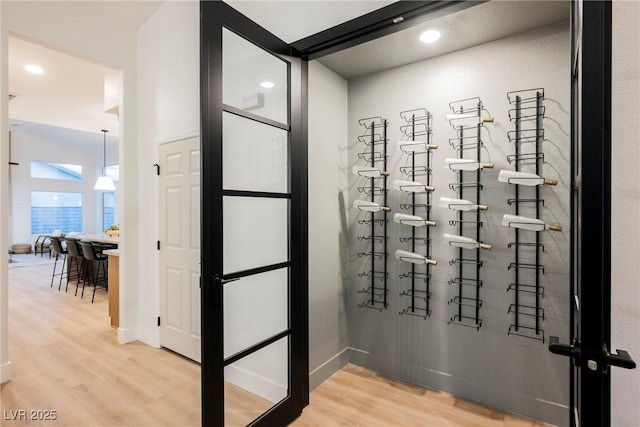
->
(49, 237, 68, 290)
(64, 239, 85, 294)
(79, 242, 109, 303)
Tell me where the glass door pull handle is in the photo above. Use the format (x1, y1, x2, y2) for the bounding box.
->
(213, 274, 240, 285)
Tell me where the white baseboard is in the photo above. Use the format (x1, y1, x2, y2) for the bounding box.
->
(137, 327, 161, 348)
(225, 364, 287, 404)
(117, 326, 138, 344)
(0, 360, 12, 383)
(309, 347, 351, 390)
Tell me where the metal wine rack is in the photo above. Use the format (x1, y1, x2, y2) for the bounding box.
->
(355, 116, 389, 311)
(445, 97, 492, 330)
(506, 88, 546, 342)
(397, 108, 434, 319)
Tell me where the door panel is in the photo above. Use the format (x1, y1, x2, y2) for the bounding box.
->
(222, 112, 289, 194)
(222, 197, 289, 274)
(224, 337, 290, 426)
(223, 268, 289, 358)
(222, 28, 289, 125)
(159, 137, 201, 363)
(201, 2, 308, 426)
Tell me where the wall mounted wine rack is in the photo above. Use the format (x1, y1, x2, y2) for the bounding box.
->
(354, 116, 389, 312)
(395, 108, 436, 320)
(504, 88, 548, 342)
(444, 97, 493, 330)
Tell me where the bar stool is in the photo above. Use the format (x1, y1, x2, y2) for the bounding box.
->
(64, 239, 85, 294)
(79, 241, 109, 303)
(49, 237, 68, 290)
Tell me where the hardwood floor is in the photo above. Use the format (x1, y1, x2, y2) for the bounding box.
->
(293, 364, 553, 427)
(1, 264, 201, 426)
(1, 264, 552, 426)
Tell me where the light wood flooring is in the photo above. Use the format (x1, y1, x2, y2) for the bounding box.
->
(1, 264, 552, 426)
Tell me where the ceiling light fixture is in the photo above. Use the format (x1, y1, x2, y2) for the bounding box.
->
(260, 81, 275, 89)
(94, 129, 116, 191)
(24, 64, 44, 75)
(419, 29, 441, 44)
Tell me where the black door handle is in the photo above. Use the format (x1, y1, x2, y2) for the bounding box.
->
(603, 345, 636, 370)
(212, 274, 240, 286)
(549, 336, 580, 358)
(549, 336, 636, 372)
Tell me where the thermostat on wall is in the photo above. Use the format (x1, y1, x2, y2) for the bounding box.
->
(242, 92, 264, 110)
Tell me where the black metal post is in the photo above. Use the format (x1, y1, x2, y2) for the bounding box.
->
(370, 121, 375, 306)
(515, 95, 521, 331)
(383, 120, 388, 309)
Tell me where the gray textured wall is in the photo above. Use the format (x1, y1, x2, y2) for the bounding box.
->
(346, 23, 571, 426)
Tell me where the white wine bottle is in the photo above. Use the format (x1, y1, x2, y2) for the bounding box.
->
(393, 179, 435, 193)
(501, 214, 562, 232)
(353, 200, 391, 213)
(498, 170, 558, 186)
(393, 213, 436, 227)
(397, 140, 438, 154)
(444, 158, 494, 171)
(352, 165, 390, 178)
(443, 233, 492, 250)
(394, 249, 437, 265)
(438, 197, 488, 211)
(445, 112, 495, 123)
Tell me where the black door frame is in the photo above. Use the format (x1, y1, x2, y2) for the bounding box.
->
(200, 2, 308, 426)
(201, 1, 627, 426)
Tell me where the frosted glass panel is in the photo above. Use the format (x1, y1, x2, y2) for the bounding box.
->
(223, 268, 288, 358)
(223, 197, 288, 274)
(223, 112, 288, 193)
(224, 337, 289, 426)
(223, 28, 288, 125)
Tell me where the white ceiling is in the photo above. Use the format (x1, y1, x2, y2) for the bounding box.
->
(225, 0, 395, 43)
(317, 0, 570, 79)
(7, 0, 569, 141)
(7, 1, 163, 140)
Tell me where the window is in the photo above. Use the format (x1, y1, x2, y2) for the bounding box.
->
(31, 191, 83, 234)
(103, 192, 116, 231)
(105, 164, 119, 182)
(30, 161, 83, 181)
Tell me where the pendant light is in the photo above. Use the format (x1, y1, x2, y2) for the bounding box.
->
(94, 129, 116, 191)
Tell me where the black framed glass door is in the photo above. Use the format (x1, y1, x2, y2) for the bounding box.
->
(550, 1, 635, 426)
(200, 2, 308, 426)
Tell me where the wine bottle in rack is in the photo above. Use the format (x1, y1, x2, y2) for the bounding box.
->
(438, 197, 488, 211)
(394, 249, 437, 265)
(444, 158, 494, 171)
(393, 179, 435, 193)
(443, 233, 492, 250)
(353, 200, 390, 213)
(352, 165, 390, 177)
(498, 170, 557, 186)
(397, 140, 438, 153)
(501, 214, 562, 232)
(393, 213, 436, 227)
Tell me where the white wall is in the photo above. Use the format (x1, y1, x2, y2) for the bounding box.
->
(137, 0, 200, 347)
(0, 3, 10, 383)
(346, 23, 571, 426)
(307, 60, 350, 388)
(611, 1, 640, 425)
(9, 129, 118, 245)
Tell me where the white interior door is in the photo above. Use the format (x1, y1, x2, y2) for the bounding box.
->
(159, 137, 201, 362)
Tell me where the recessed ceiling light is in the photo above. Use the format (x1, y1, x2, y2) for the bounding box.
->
(260, 81, 274, 89)
(419, 29, 441, 44)
(24, 64, 44, 75)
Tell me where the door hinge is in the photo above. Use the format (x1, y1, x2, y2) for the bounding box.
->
(157, 241, 160, 250)
(153, 163, 160, 175)
(157, 316, 161, 327)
